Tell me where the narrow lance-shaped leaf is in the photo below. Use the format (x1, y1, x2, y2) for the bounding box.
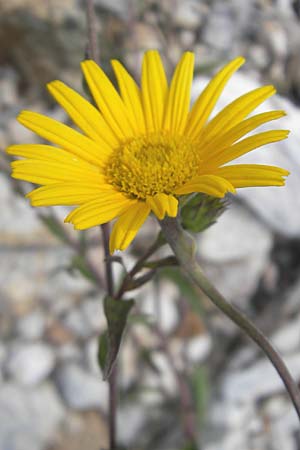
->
(98, 331, 108, 374)
(101, 295, 135, 379)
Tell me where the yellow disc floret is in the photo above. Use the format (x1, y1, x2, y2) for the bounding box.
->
(104, 132, 200, 199)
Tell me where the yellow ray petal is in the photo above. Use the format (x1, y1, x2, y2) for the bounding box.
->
(141, 50, 168, 132)
(7, 144, 100, 170)
(81, 60, 135, 140)
(17, 111, 110, 166)
(164, 52, 194, 134)
(26, 182, 112, 206)
(185, 57, 245, 140)
(109, 201, 150, 253)
(213, 164, 289, 188)
(201, 85, 276, 143)
(65, 191, 132, 229)
(175, 175, 236, 197)
(146, 193, 178, 220)
(47, 80, 118, 147)
(11, 159, 104, 185)
(65, 191, 129, 222)
(111, 60, 145, 134)
(207, 130, 289, 167)
(200, 110, 285, 159)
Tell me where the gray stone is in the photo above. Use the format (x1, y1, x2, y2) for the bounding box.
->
(38, 253, 91, 306)
(118, 338, 138, 389)
(222, 353, 300, 403)
(199, 202, 272, 262)
(63, 308, 92, 340)
(129, 22, 164, 52)
(0, 127, 8, 148)
(142, 351, 177, 396)
(271, 316, 300, 355)
(44, 291, 75, 316)
(261, 21, 288, 60)
(263, 398, 298, 450)
(227, 346, 257, 371)
(0, 343, 7, 370)
(0, 69, 18, 108)
(203, 4, 235, 51)
(80, 298, 106, 335)
(6, 116, 41, 145)
(249, 44, 271, 70)
(117, 405, 147, 446)
(210, 400, 254, 429)
(56, 343, 81, 362)
(6, 343, 55, 385)
(0, 382, 65, 450)
(230, 0, 258, 30)
(140, 281, 179, 334)
(275, 0, 296, 18)
(204, 395, 267, 450)
(204, 430, 248, 450)
(185, 334, 212, 363)
(192, 71, 300, 238)
(172, 0, 204, 30)
(198, 202, 272, 305)
(15, 309, 46, 340)
(55, 363, 108, 411)
(84, 337, 101, 376)
(0, 175, 45, 242)
(0, 247, 89, 328)
(179, 30, 195, 48)
(94, 0, 130, 18)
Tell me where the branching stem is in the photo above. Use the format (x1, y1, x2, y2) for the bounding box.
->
(115, 234, 165, 299)
(160, 216, 300, 421)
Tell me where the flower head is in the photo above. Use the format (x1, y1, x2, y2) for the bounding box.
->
(7, 51, 289, 252)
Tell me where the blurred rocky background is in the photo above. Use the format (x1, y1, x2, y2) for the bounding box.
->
(1, 0, 300, 449)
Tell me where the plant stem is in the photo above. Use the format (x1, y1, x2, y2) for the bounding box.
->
(85, 1, 118, 447)
(101, 223, 118, 450)
(115, 234, 165, 299)
(160, 216, 300, 421)
(101, 223, 114, 297)
(86, 0, 100, 63)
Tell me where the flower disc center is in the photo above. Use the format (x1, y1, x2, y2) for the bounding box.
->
(104, 132, 199, 199)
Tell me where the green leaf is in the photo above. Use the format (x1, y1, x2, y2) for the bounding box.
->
(192, 366, 209, 423)
(102, 296, 135, 379)
(98, 331, 108, 373)
(181, 193, 228, 233)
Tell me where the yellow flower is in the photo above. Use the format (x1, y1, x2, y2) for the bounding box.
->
(7, 51, 289, 252)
